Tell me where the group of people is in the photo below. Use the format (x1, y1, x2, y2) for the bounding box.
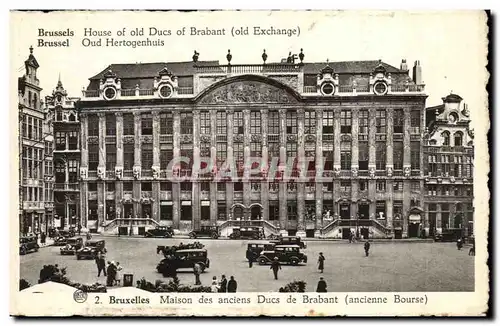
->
(94, 252, 123, 286)
(209, 275, 238, 293)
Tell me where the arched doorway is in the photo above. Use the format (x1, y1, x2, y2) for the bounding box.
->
(249, 204, 263, 220)
(232, 204, 245, 220)
(454, 214, 463, 229)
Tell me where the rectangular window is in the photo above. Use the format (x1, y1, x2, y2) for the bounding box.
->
(305, 111, 316, 134)
(200, 111, 210, 134)
(376, 110, 386, 133)
(393, 109, 404, 134)
(376, 181, 386, 192)
(105, 114, 116, 136)
(106, 182, 115, 192)
(201, 182, 210, 191)
(22, 115, 27, 138)
(411, 142, 420, 169)
(286, 111, 297, 134)
(358, 142, 368, 170)
(88, 183, 97, 192)
(181, 182, 192, 191)
(251, 142, 261, 158)
(250, 111, 261, 134)
(68, 160, 78, 183)
(269, 202, 279, 221)
(217, 182, 226, 192)
(394, 141, 404, 170)
(88, 114, 99, 136)
(286, 143, 297, 161)
(340, 110, 352, 133)
(106, 144, 116, 170)
(216, 143, 227, 163)
(287, 203, 297, 220)
(217, 203, 227, 220)
(323, 150, 334, 171)
(268, 111, 279, 134)
(88, 144, 99, 171)
(411, 181, 420, 192)
(160, 113, 173, 135)
(216, 111, 226, 134)
(376, 142, 386, 170)
(141, 182, 152, 191)
(141, 113, 153, 135)
(359, 110, 368, 134)
(123, 113, 134, 135)
(160, 182, 172, 191)
(141, 144, 153, 169)
(88, 200, 98, 220)
(410, 110, 420, 129)
(234, 182, 243, 191)
(160, 202, 173, 220)
(68, 131, 78, 150)
(55, 132, 66, 150)
(340, 181, 351, 192)
(160, 149, 173, 170)
(123, 182, 133, 191)
(393, 181, 404, 191)
(234, 143, 244, 164)
(340, 142, 351, 170)
(322, 111, 334, 134)
(359, 180, 368, 191)
(233, 111, 243, 134)
(123, 144, 134, 170)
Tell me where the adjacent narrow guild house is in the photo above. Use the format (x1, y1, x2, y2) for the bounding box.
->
(22, 48, 474, 239)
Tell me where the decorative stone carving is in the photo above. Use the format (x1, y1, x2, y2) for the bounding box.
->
(305, 134, 316, 142)
(287, 134, 297, 142)
(200, 81, 296, 104)
(97, 167, 105, 180)
(369, 167, 376, 178)
(79, 167, 88, 180)
(141, 197, 155, 204)
(152, 166, 160, 180)
(123, 136, 135, 144)
(133, 166, 141, 180)
(387, 167, 393, 177)
(404, 167, 411, 178)
(450, 176, 455, 183)
(269, 75, 299, 90)
(141, 135, 153, 143)
(200, 134, 211, 143)
(181, 134, 193, 143)
(234, 134, 244, 142)
(351, 167, 358, 178)
(251, 134, 262, 142)
(334, 167, 341, 177)
(341, 134, 352, 142)
(88, 136, 99, 144)
(437, 177, 442, 183)
(115, 167, 123, 180)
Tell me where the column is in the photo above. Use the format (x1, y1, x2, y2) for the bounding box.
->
(296, 108, 306, 237)
(368, 107, 376, 170)
(403, 107, 411, 169)
(172, 111, 181, 229)
(80, 114, 88, 168)
(278, 109, 287, 234)
(243, 109, 251, 216)
(260, 109, 269, 221)
(133, 112, 142, 218)
(97, 113, 106, 226)
(80, 183, 88, 228)
(351, 108, 359, 172)
(386, 109, 394, 172)
(436, 204, 442, 233)
(152, 110, 160, 221)
(315, 109, 323, 236)
(192, 110, 201, 229)
(333, 110, 341, 169)
(386, 181, 394, 238)
(115, 113, 124, 219)
(225, 110, 234, 220)
(402, 181, 410, 237)
(209, 110, 218, 224)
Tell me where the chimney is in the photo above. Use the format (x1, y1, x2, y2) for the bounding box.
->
(412, 60, 422, 85)
(400, 59, 408, 71)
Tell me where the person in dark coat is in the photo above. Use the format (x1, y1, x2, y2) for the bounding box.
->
(457, 238, 463, 250)
(40, 232, 46, 245)
(318, 252, 325, 273)
(364, 241, 371, 257)
(270, 257, 281, 280)
(316, 277, 327, 292)
(219, 275, 227, 292)
(106, 261, 117, 286)
(246, 248, 255, 268)
(96, 253, 107, 277)
(227, 276, 237, 292)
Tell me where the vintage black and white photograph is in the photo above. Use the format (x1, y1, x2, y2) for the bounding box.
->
(10, 10, 489, 316)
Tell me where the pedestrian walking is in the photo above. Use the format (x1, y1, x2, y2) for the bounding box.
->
(40, 232, 46, 245)
(97, 253, 107, 277)
(115, 262, 123, 285)
(246, 248, 254, 268)
(106, 261, 117, 287)
(364, 240, 371, 257)
(316, 277, 327, 292)
(270, 257, 281, 280)
(318, 252, 325, 273)
(211, 280, 220, 293)
(193, 263, 202, 285)
(227, 276, 237, 292)
(86, 231, 92, 240)
(219, 275, 227, 292)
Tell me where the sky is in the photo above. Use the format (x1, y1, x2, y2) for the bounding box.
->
(11, 10, 488, 131)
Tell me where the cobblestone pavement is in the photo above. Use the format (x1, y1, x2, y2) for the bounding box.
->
(20, 237, 474, 292)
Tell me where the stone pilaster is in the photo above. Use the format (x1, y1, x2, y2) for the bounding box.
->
(226, 110, 234, 219)
(368, 107, 376, 170)
(133, 112, 142, 218)
(333, 110, 341, 169)
(192, 110, 201, 226)
(209, 110, 217, 224)
(80, 182, 88, 228)
(386, 180, 394, 236)
(172, 111, 181, 229)
(116, 112, 124, 167)
(279, 109, 287, 232)
(192, 182, 200, 230)
(351, 181, 358, 219)
(97, 182, 105, 228)
(243, 109, 251, 215)
(402, 181, 410, 237)
(296, 108, 306, 236)
(403, 107, 411, 168)
(152, 110, 160, 168)
(80, 114, 88, 167)
(368, 180, 376, 219)
(98, 112, 106, 169)
(351, 108, 359, 171)
(115, 180, 123, 219)
(315, 109, 323, 236)
(260, 109, 269, 220)
(386, 109, 394, 171)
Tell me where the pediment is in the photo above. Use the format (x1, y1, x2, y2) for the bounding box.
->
(199, 81, 297, 104)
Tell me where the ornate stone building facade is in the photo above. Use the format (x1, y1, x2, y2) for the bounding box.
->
(76, 53, 428, 238)
(18, 47, 54, 234)
(423, 94, 474, 238)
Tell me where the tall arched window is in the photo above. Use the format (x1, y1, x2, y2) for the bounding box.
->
(454, 131, 463, 147)
(442, 131, 450, 146)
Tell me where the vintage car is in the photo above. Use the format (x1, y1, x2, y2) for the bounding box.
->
(53, 236, 70, 246)
(188, 226, 219, 239)
(257, 245, 308, 266)
(270, 236, 307, 249)
(144, 226, 174, 238)
(19, 236, 39, 255)
(156, 248, 210, 277)
(60, 237, 84, 255)
(76, 240, 107, 260)
(434, 229, 462, 242)
(246, 242, 275, 257)
(59, 229, 75, 238)
(229, 227, 264, 240)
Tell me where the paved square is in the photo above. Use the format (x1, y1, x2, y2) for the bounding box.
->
(20, 237, 474, 292)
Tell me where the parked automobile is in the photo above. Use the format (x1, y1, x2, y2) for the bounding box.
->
(144, 226, 174, 238)
(76, 240, 106, 260)
(60, 237, 84, 255)
(19, 236, 39, 255)
(246, 242, 275, 257)
(257, 245, 308, 266)
(188, 226, 219, 239)
(434, 229, 462, 242)
(229, 227, 264, 240)
(270, 236, 307, 249)
(59, 229, 75, 238)
(156, 249, 210, 277)
(53, 236, 70, 246)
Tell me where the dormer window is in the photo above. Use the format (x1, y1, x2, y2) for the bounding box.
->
(320, 82, 335, 96)
(448, 112, 458, 124)
(56, 110, 63, 121)
(373, 81, 388, 95)
(103, 86, 117, 100)
(159, 84, 173, 99)
(56, 95, 62, 103)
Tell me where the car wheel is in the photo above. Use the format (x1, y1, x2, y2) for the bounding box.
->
(199, 264, 206, 273)
(20, 247, 26, 255)
(290, 258, 299, 266)
(259, 257, 267, 265)
(77, 255, 81, 260)
(211, 233, 218, 239)
(189, 234, 195, 239)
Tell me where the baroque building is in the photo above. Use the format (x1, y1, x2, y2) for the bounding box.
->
(18, 47, 54, 234)
(423, 94, 474, 238)
(75, 51, 430, 239)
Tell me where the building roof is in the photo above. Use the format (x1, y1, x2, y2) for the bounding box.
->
(442, 93, 463, 103)
(303, 60, 402, 74)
